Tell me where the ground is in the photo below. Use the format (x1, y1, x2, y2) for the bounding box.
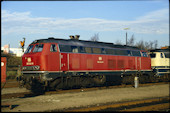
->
(1, 84, 169, 112)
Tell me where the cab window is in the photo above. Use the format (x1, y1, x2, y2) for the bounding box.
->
(164, 52, 170, 58)
(25, 45, 34, 53)
(150, 53, 156, 58)
(33, 44, 44, 52)
(127, 50, 132, 56)
(160, 53, 164, 58)
(142, 52, 148, 57)
(132, 51, 141, 56)
(50, 44, 57, 52)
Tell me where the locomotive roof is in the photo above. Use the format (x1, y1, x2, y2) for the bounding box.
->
(149, 49, 170, 52)
(31, 37, 140, 50)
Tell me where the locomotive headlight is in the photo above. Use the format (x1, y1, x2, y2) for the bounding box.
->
(22, 66, 27, 70)
(22, 66, 40, 71)
(33, 66, 40, 70)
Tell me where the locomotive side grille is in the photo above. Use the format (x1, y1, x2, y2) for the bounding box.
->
(118, 60, 124, 69)
(108, 59, 116, 69)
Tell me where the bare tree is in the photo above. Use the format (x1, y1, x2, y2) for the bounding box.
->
(149, 41, 154, 50)
(135, 40, 158, 50)
(90, 33, 99, 42)
(154, 40, 158, 49)
(135, 40, 145, 50)
(144, 41, 150, 50)
(127, 34, 135, 46)
(108, 34, 158, 51)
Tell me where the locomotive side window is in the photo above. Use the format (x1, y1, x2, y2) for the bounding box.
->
(150, 53, 156, 58)
(32, 44, 44, 52)
(58, 44, 142, 57)
(25, 45, 34, 53)
(127, 50, 132, 56)
(71, 46, 78, 53)
(85, 47, 92, 53)
(105, 49, 115, 55)
(124, 50, 128, 55)
(92, 48, 101, 54)
(164, 52, 170, 58)
(132, 51, 141, 56)
(79, 46, 85, 53)
(117, 50, 129, 56)
(101, 48, 106, 54)
(105, 49, 130, 56)
(59, 45, 72, 52)
(142, 52, 148, 57)
(160, 53, 164, 58)
(50, 44, 57, 52)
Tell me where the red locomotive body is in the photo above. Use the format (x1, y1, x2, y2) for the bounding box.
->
(20, 37, 152, 92)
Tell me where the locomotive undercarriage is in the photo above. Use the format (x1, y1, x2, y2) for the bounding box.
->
(18, 71, 158, 93)
(49, 75, 106, 90)
(18, 72, 107, 93)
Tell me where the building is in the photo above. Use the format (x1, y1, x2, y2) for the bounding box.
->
(1, 44, 26, 57)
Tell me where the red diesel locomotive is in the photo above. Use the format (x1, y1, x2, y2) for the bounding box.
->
(19, 36, 153, 92)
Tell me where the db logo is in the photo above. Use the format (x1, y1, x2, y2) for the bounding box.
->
(27, 57, 31, 62)
(25, 57, 34, 65)
(98, 57, 102, 60)
(97, 57, 104, 63)
(25, 57, 31, 62)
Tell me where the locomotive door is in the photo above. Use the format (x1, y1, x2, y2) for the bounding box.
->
(60, 53, 68, 71)
(135, 57, 141, 70)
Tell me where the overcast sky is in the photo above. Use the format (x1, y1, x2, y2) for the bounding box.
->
(1, 0, 169, 48)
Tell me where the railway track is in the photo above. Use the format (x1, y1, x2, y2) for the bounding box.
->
(1, 82, 168, 100)
(1, 80, 19, 89)
(65, 97, 170, 112)
(1, 82, 169, 112)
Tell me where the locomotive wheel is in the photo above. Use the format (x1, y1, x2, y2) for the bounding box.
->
(25, 83, 32, 90)
(50, 78, 63, 90)
(122, 75, 134, 85)
(31, 82, 45, 94)
(93, 75, 106, 86)
(160, 74, 169, 82)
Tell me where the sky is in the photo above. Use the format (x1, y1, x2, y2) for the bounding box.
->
(1, 0, 169, 49)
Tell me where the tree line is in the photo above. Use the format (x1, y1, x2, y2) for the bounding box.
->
(90, 33, 158, 50)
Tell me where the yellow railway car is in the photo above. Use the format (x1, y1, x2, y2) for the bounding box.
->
(149, 49, 170, 76)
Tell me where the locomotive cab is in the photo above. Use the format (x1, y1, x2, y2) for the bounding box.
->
(21, 40, 60, 91)
(149, 49, 170, 76)
(23, 42, 60, 70)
